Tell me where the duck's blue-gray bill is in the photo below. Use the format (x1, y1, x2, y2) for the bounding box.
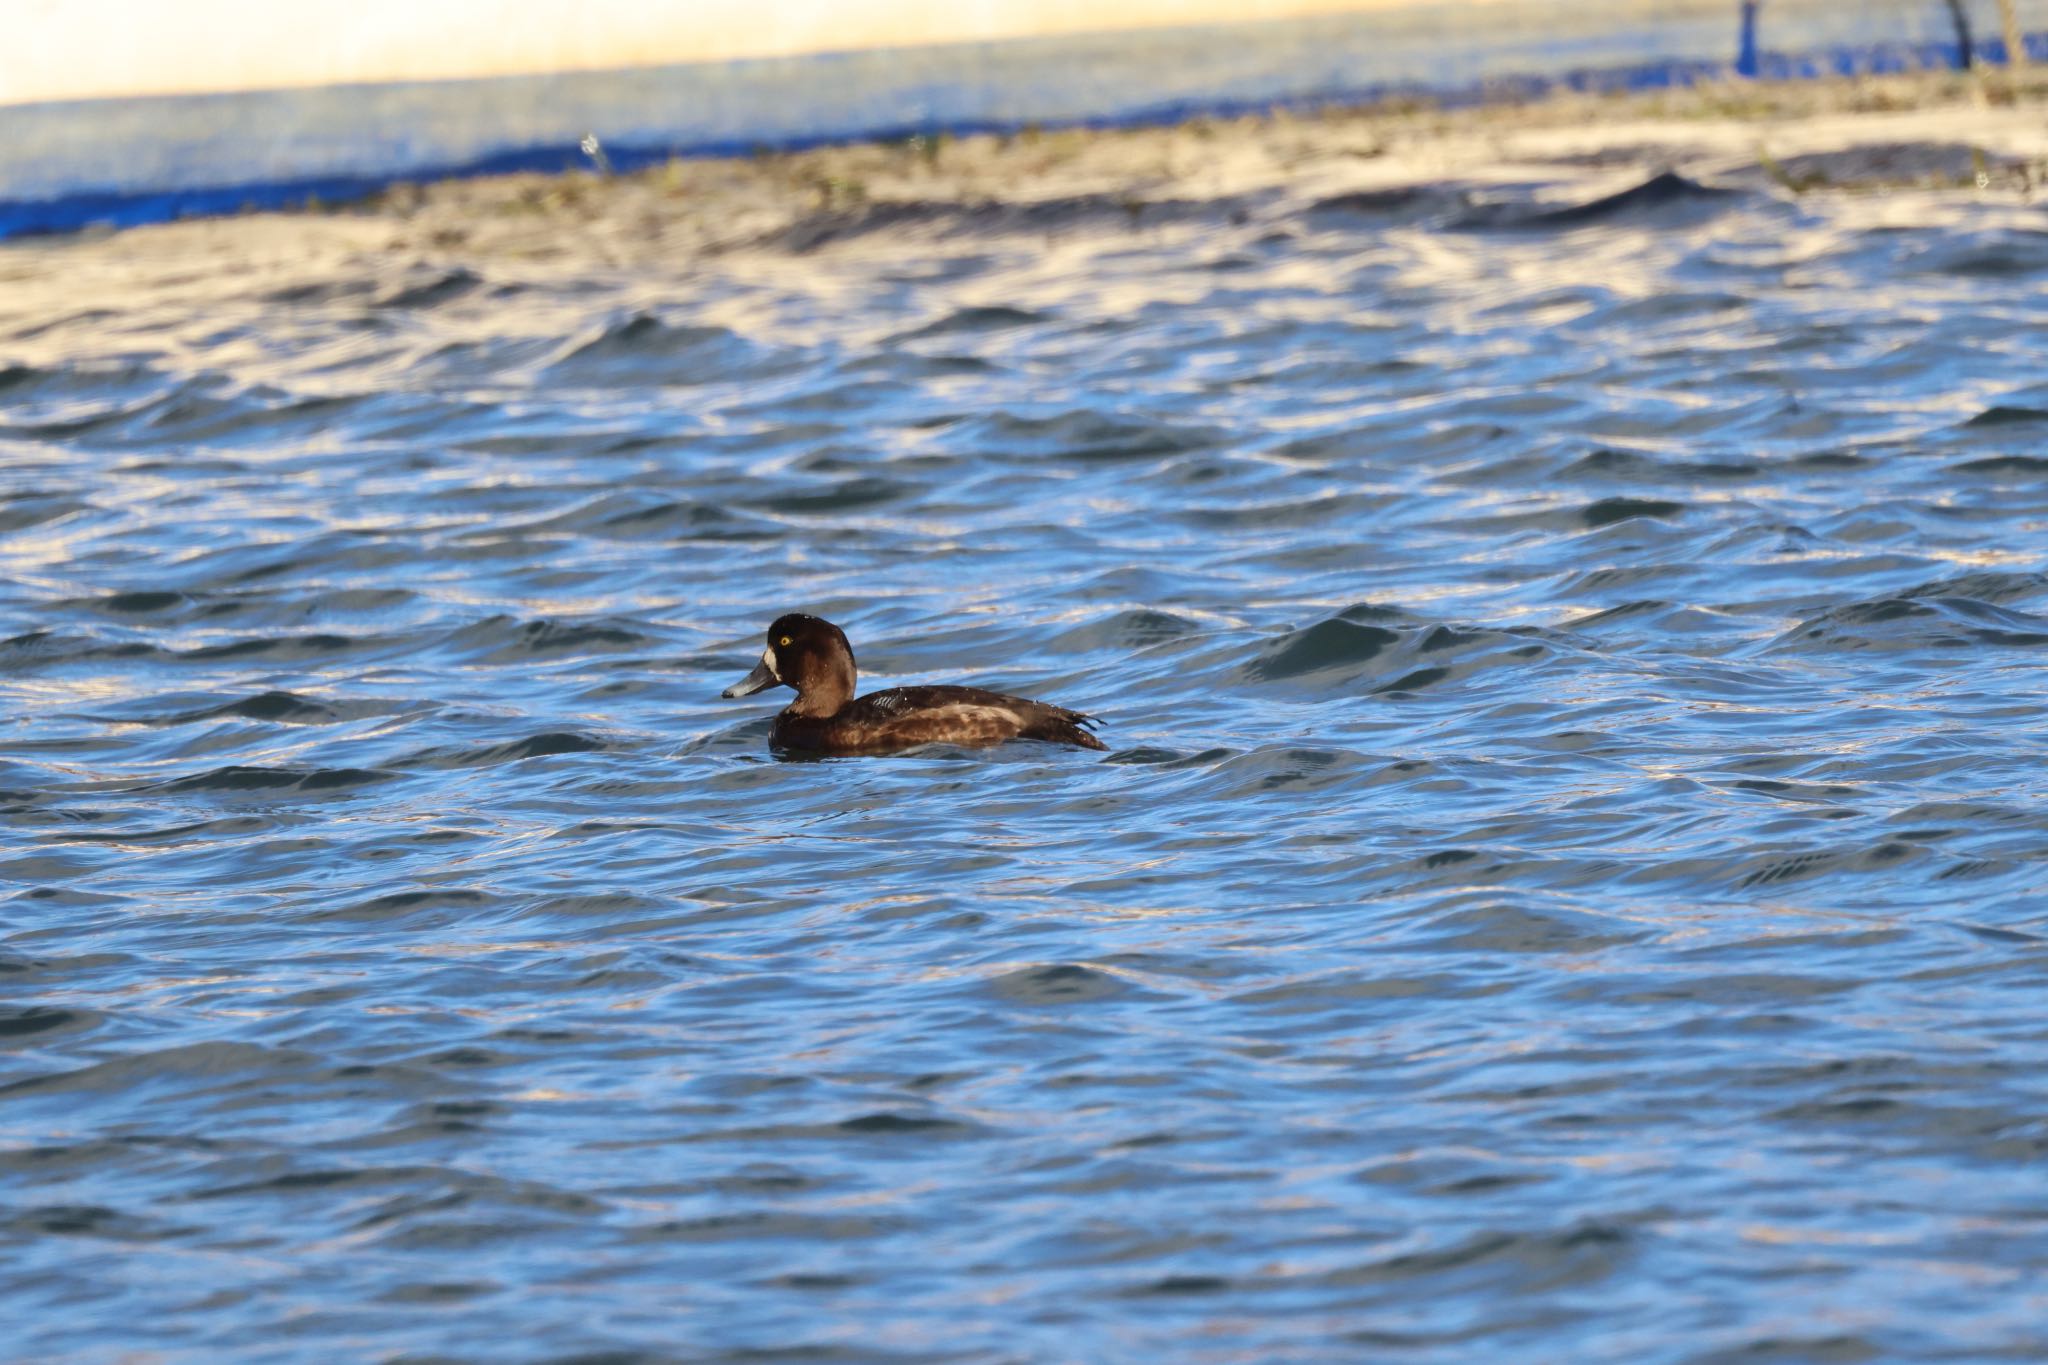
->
(721, 660, 778, 698)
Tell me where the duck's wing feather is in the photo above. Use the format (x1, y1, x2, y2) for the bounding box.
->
(851, 685, 1107, 751)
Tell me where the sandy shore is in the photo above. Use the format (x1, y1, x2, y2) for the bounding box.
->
(21, 66, 2048, 272)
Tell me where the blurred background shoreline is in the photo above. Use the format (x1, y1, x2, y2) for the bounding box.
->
(6, 68, 2041, 284)
(5, 0, 2044, 240)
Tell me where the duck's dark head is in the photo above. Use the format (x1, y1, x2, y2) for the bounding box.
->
(720, 614, 857, 716)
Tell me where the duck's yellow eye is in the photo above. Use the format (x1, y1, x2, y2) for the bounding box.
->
(778, 635, 792, 647)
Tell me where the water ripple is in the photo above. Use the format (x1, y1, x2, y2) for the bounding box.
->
(1, 163, 2046, 1363)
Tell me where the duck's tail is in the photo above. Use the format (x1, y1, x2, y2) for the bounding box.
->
(1026, 706, 1109, 752)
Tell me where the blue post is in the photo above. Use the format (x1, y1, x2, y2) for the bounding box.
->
(1736, 1, 1761, 79)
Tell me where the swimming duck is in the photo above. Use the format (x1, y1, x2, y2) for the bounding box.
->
(721, 614, 1107, 755)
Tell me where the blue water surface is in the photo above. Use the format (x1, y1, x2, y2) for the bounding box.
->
(2, 148, 2048, 1363)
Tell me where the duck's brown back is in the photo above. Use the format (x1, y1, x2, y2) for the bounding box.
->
(773, 685, 1106, 754)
